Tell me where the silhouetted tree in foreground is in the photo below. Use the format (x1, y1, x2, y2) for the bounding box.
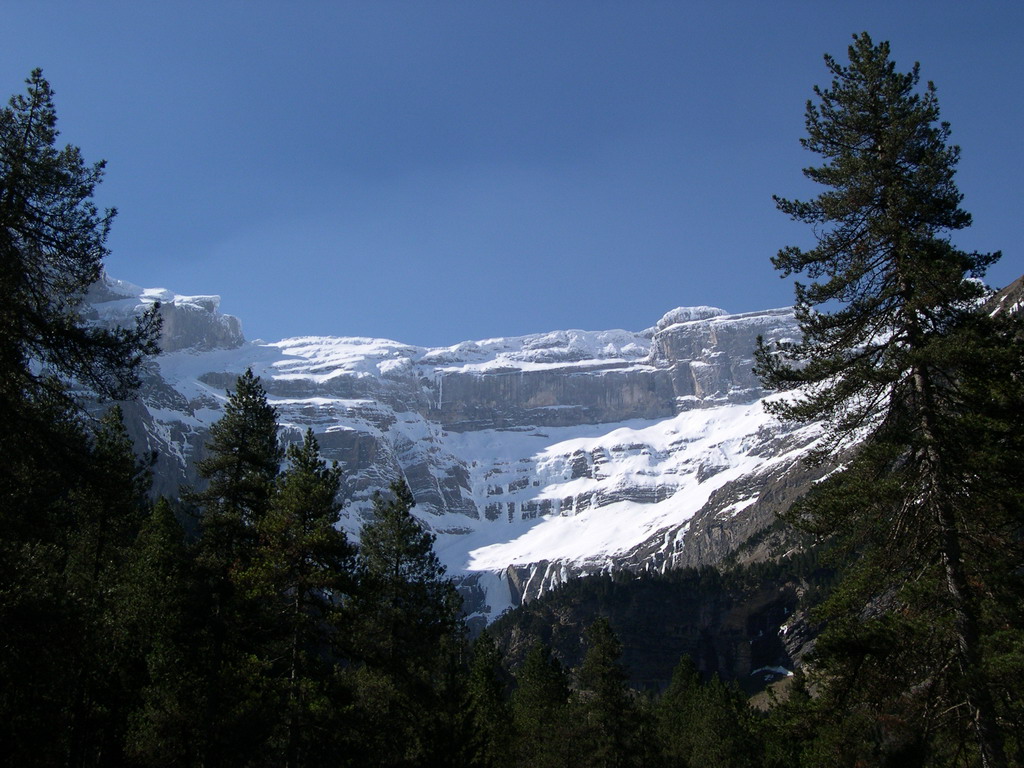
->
(756, 32, 1024, 767)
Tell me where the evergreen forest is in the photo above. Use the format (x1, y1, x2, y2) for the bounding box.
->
(2, 33, 1023, 768)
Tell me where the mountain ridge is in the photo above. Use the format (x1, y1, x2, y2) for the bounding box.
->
(88, 273, 822, 626)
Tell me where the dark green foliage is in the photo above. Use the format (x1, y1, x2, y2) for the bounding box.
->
(755, 32, 998, 447)
(656, 656, 702, 765)
(244, 429, 356, 767)
(354, 479, 461, 669)
(0, 408, 157, 765)
(577, 617, 628, 697)
(755, 32, 1024, 766)
(190, 370, 284, 766)
(347, 478, 464, 766)
(0, 69, 160, 389)
(491, 555, 832, 693)
(465, 629, 512, 767)
(66, 407, 153, 591)
(689, 676, 761, 768)
(0, 69, 159, 489)
(0, 71, 159, 764)
(510, 643, 574, 768)
(119, 497, 206, 766)
(62, 407, 156, 766)
(421, 632, 477, 768)
(194, 368, 282, 559)
(759, 670, 817, 768)
(192, 368, 281, 608)
(656, 657, 762, 768)
(576, 617, 641, 767)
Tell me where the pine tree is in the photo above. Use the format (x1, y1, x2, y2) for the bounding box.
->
(244, 428, 356, 768)
(575, 617, 639, 768)
(465, 629, 511, 768)
(119, 497, 206, 767)
(193, 367, 281, 597)
(656, 656, 701, 766)
(66, 407, 153, 590)
(755, 32, 1023, 767)
(759, 670, 819, 768)
(195, 368, 282, 556)
(191, 369, 282, 767)
(354, 478, 461, 670)
(0, 71, 159, 764)
(349, 478, 463, 766)
(510, 643, 573, 768)
(688, 675, 760, 768)
(0, 69, 159, 491)
(0, 406, 156, 765)
(655, 656, 759, 767)
(62, 406, 155, 766)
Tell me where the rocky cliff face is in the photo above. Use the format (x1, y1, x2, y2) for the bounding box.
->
(91, 275, 822, 625)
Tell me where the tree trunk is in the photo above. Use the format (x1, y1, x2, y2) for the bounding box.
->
(912, 365, 1007, 768)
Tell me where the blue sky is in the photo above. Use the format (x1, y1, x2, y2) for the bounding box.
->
(3, 2, 1021, 346)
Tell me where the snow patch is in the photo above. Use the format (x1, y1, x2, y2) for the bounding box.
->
(656, 306, 727, 330)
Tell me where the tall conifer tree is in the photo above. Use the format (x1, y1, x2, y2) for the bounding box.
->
(354, 478, 461, 670)
(246, 429, 356, 768)
(349, 478, 463, 766)
(0, 70, 159, 414)
(195, 368, 281, 560)
(510, 643, 573, 768)
(755, 33, 1022, 766)
(465, 629, 511, 768)
(576, 617, 639, 768)
(62, 407, 155, 765)
(119, 497, 206, 767)
(191, 369, 282, 767)
(0, 70, 159, 765)
(656, 656, 701, 766)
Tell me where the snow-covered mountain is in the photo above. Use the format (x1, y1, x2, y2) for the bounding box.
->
(87, 275, 823, 626)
